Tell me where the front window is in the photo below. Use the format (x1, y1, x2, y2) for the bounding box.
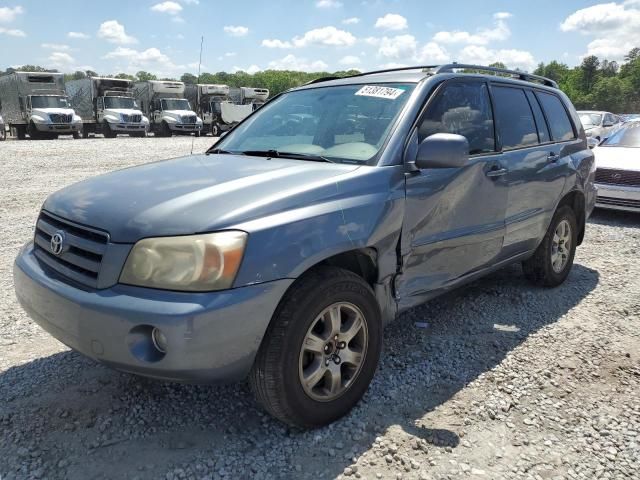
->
(30, 95, 70, 109)
(216, 83, 416, 164)
(601, 123, 640, 148)
(579, 113, 602, 127)
(161, 99, 191, 111)
(103, 96, 136, 109)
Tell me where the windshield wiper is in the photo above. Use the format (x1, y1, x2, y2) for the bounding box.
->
(206, 147, 244, 155)
(239, 150, 334, 163)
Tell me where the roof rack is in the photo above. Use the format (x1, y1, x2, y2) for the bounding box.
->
(433, 64, 558, 88)
(305, 64, 558, 89)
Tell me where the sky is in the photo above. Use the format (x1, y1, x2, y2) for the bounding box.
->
(0, 0, 639, 78)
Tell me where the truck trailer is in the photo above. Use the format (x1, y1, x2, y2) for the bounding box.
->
(0, 72, 83, 140)
(133, 80, 202, 137)
(185, 84, 269, 136)
(66, 77, 149, 138)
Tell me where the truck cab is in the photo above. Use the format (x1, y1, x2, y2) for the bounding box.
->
(134, 81, 202, 137)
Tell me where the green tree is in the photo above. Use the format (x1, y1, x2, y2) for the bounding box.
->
(180, 73, 198, 84)
(136, 71, 157, 81)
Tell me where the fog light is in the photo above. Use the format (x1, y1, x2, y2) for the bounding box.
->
(151, 327, 168, 353)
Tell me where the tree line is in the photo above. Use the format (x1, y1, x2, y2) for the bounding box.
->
(2, 47, 639, 113)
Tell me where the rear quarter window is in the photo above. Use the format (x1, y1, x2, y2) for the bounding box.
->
(535, 92, 575, 141)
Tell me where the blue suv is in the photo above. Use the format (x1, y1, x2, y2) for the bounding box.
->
(14, 65, 596, 427)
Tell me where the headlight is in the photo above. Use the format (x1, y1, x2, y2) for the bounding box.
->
(120, 231, 247, 291)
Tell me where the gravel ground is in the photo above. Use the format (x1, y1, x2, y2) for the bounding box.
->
(0, 137, 639, 480)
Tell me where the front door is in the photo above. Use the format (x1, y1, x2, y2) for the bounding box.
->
(398, 80, 507, 310)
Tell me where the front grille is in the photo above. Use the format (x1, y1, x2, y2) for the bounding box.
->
(121, 114, 142, 123)
(33, 211, 109, 289)
(595, 168, 640, 187)
(49, 113, 72, 123)
(181, 115, 197, 124)
(597, 196, 640, 209)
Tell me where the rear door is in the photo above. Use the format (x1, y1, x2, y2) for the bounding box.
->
(490, 84, 570, 257)
(399, 79, 508, 308)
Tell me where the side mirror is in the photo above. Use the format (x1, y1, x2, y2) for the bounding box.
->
(587, 137, 599, 149)
(415, 133, 469, 169)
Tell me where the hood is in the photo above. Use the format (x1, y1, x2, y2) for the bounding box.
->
(594, 146, 640, 172)
(105, 108, 144, 116)
(163, 109, 197, 116)
(32, 108, 76, 117)
(43, 154, 360, 243)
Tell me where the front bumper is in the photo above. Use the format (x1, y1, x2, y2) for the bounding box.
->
(595, 183, 640, 212)
(14, 242, 293, 383)
(35, 122, 82, 133)
(109, 123, 148, 133)
(169, 123, 203, 132)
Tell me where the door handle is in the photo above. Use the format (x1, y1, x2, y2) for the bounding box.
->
(486, 166, 508, 178)
(547, 152, 560, 163)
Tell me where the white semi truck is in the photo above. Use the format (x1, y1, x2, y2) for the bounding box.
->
(66, 77, 149, 138)
(133, 80, 202, 137)
(185, 84, 269, 136)
(0, 72, 83, 140)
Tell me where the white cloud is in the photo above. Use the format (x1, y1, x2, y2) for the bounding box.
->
(0, 26, 25, 37)
(560, 1, 640, 61)
(458, 45, 536, 71)
(377, 34, 418, 59)
(0, 5, 23, 23)
(232, 65, 262, 74)
(262, 38, 292, 49)
(342, 17, 360, 25)
(223, 25, 249, 37)
(268, 54, 328, 72)
(339, 55, 361, 65)
(47, 52, 76, 70)
(416, 42, 450, 63)
(292, 26, 356, 47)
(375, 14, 408, 31)
(97, 20, 137, 44)
(67, 31, 90, 39)
(433, 11, 511, 45)
(151, 1, 183, 14)
(316, 0, 342, 7)
(103, 46, 182, 76)
(41, 43, 71, 51)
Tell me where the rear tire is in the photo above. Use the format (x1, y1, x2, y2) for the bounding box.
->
(522, 205, 577, 287)
(211, 123, 220, 137)
(16, 126, 26, 140)
(250, 266, 382, 428)
(0, 126, 5, 141)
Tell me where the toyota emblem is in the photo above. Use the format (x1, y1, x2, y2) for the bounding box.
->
(50, 231, 65, 256)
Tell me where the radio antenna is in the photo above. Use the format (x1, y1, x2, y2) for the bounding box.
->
(190, 35, 204, 155)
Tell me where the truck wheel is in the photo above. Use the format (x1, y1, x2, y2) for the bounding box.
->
(103, 121, 117, 138)
(522, 205, 577, 287)
(82, 127, 90, 139)
(0, 126, 5, 141)
(28, 122, 41, 140)
(73, 131, 81, 139)
(16, 126, 26, 140)
(161, 121, 172, 137)
(250, 266, 382, 428)
(211, 123, 220, 137)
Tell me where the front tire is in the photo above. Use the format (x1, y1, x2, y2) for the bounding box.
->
(211, 123, 220, 137)
(103, 121, 117, 138)
(522, 205, 577, 287)
(250, 267, 382, 428)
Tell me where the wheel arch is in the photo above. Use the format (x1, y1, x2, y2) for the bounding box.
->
(556, 189, 586, 245)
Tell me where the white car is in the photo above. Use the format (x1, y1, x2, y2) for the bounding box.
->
(578, 111, 622, 142)
(594, 121, 640, 212)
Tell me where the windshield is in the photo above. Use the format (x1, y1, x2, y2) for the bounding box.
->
(104, 96, 136, 109)
(579, 113, 602, 127)
(215, 83, 416, 164)
(601, 123, 640, 148)
(162, 98, 191, 111)
(30, 96, 70, 109)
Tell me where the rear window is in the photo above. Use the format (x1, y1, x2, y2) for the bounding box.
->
(492, 86, 538, 150)
(536, 92, 575, 141)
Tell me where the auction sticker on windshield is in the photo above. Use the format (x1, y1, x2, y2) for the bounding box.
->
(355, 85, 405, 100)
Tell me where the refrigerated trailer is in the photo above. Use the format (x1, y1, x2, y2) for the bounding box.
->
(0, 72, 83, 140)
(66, 77, 149, 138)
(184, 84, 269, 136)
(133, 80, 202, 136)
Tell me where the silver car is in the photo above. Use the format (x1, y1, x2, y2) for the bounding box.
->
(578, 111, 622, 142)
(594, 121, 640, 212)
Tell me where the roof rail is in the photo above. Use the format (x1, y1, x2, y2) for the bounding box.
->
(433, 64, 558, 88)
(305, 66, 440, 86)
